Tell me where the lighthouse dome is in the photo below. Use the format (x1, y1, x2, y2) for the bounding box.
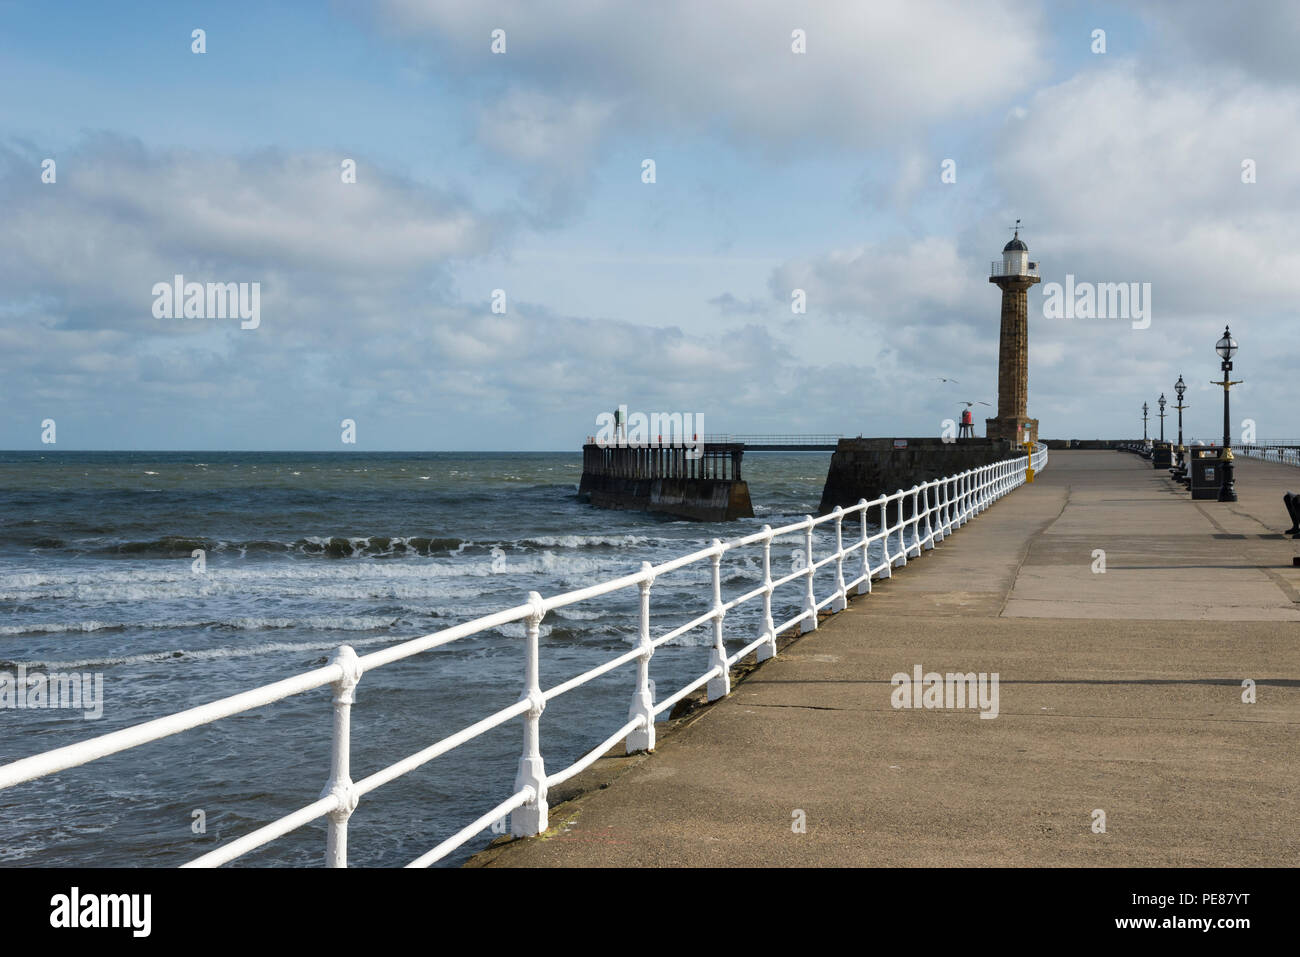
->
(1003, 236, 1028, 252)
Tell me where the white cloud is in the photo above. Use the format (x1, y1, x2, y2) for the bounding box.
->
(376, 0, 1046, 153)
(1134, 0, 1300, 85)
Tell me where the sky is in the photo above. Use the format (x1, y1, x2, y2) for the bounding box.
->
(1, 0, 1297, 450)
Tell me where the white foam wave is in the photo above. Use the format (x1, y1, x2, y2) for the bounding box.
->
(6, 633, 407, 671)
(522, 534, 651, 549)
(0, 553, 623, 602)
(0, 615, 400, 637)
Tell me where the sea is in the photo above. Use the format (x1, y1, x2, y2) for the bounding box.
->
(0, 450, 871, 867)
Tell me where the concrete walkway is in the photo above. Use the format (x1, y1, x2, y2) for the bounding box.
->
(469, 451, 1300, 867)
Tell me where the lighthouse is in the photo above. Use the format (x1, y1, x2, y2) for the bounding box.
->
(986, 222, 1040, 447)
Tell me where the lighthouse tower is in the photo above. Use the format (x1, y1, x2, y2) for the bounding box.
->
(986, 223, 1040, 447)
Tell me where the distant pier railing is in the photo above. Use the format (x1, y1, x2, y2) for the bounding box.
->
(1238, 444, 1300, 467)
(583, 441, 744, 481)
(0, 445, 1048, 868)
(707, 433, 843, 451)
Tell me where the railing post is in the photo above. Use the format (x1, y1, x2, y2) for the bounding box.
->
(906, 487, 922, 559)
(832, 507, 847, 612)
(800, 518, 818, 630)
(921, 483, 936, 549)
(894, 492, 909, 566)
(879, 498, 894, 576)
(933, 481, 946, 542)
(857, 499, 871, 594)
(627, 563, 656, 752)
(757, 527, 778, 661)
(707, 540, 731, 700)
(321, 644, 362, 868)
(512, 592, 548, 837)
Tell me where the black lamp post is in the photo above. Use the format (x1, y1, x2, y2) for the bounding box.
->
(1173, 375, 1188, 481)
(1158, 394, 1167, 443)
(1212, 325, 1241, 502)
(1142, 402, 1149, 444)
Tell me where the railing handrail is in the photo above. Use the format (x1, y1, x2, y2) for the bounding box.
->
(1238, 445, 1300, 467)
(0, 444, 1049, 868)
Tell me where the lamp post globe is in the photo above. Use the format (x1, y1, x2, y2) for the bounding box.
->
(1216, 329, 1237, 361)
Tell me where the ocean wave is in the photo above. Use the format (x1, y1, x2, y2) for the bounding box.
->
(0, 615, 401, 638)
(0, 552, 621, 596)
(549, 606, 604, 621)
(63, 534, 473, 559)
(0, 633, 407, 672)
(520, 534, 651, 549)
(6, 530, 687, 560)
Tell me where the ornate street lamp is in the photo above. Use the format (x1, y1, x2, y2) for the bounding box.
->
(1158, 394, 1167, 443)
(1142, 401, 1149, 443)
(1173, 375, 1188, 481)
(1212, 326, 1241, 502)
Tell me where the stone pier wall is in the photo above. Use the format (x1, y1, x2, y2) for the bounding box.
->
(818, 437, 1017, 517)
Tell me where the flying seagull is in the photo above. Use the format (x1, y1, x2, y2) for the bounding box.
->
(960, 401, 992, 408)
(935, 376, 959, 384)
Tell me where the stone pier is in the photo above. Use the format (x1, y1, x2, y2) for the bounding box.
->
(471, 451, 1300, 867)
(578, 442, 754, 521)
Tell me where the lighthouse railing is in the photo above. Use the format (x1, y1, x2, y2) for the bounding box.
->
(990, 260, 1040, 278)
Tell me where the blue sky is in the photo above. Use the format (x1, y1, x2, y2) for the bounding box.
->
(2, 1, 1297, 449)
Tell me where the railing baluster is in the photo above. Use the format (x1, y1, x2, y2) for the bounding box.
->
(878, 497, 893, 579)
(922, 483, 936, 549)
(893, 491, 909, 566)
(801, 519, 818, 631)
(627, 563, 656, 752)
(321, 644, 362, 868)
(758, 527, 777, 661)
(512, 592, 548, 837)
(707, 540, 730, 699)
(832, 506, 847, 612)
(857, 499, 871, 595)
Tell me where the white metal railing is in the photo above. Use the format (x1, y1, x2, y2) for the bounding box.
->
(1238, 445, 1300, 467)
(990, 260, 1039, 278)
(0, 444, 1049, 868)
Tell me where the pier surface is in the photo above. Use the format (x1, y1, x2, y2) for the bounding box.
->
(471, 451, 1300, 867)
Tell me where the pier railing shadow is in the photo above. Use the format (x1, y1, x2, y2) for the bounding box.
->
(0, 445, 1049, 867)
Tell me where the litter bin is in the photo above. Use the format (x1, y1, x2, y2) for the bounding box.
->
(1189, 449, 1222, 499)
(1152, 442, 1173, 469)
